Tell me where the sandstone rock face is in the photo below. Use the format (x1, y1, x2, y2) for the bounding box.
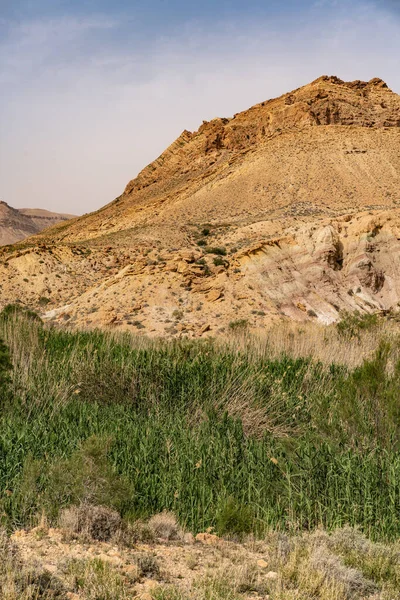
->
(1, 76, 400, 335)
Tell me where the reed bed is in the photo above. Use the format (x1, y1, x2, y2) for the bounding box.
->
(1, 310, 400, 540)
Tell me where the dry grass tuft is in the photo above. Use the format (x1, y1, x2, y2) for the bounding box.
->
(310, 544, 377, 598)
(65, 557, 129, 599)
(148, 511, 182, 541)
(112, 519, 156, 546)
(263, 528, 400, 600)
(135, 552, 161, 578)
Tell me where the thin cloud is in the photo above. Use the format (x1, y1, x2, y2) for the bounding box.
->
(0, 15, 119, 83)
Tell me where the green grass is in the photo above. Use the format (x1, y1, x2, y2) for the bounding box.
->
(1, 314, 400, 540)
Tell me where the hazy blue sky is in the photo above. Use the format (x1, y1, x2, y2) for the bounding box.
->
(1, 1, 400, 214)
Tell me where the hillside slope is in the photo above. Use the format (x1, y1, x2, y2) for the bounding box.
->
(1, 76, 400, 334)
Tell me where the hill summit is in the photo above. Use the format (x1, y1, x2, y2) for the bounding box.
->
(1, 76, 400, 335)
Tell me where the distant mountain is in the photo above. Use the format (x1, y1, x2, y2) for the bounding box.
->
(0, 201, 75, 246)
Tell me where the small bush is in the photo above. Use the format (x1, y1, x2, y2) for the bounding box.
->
(328, 526, 400, 588)
(213, 257, 226, 267)
(336, 343, 400, 448)
(38, 296, 51, 307)
(228, 319, 248, 332)
(267, 529, 379, 600)
(14, 436, 133, 525)
(148, 511, 182, 540)
(59, 504, 121, 542)
(216, 497, 254, 539)
(48, 437, 132, 515)
(0, 303, 41, 322)
(113, 519, 155, 546)
(206, 247, 226, 256)
(172, 310, 184, 320)
(310, 545, 378, 598)
(135, 552, 160, 578)
(337, 311, 379, 339)
(197, 239, 207, 247)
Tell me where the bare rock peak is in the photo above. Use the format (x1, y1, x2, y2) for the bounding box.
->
(124, 75, 399, 195)
(312, 75, 391, 91)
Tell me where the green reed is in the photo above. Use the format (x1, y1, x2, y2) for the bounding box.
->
(0, 314, 400, 539)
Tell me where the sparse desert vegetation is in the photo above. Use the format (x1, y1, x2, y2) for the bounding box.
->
(1, 308, 400, 597)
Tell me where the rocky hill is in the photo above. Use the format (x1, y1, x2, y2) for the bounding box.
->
(1, 75, 400, 335)
(0, 201, 75, 246)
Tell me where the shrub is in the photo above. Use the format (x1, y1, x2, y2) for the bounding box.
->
(135, 553, 160, 578)
(172, 310, 184, 320)
(228, 319, 249, 332)
(216, 497, 254, 539)
(14, 436, 133, 524)
(267, 529, 379, 600)
(206, 247, 226, 256)
(310, 545, 378, 598)
(59, 504, 121, 542)
(213, 257, 225, 267)
(48, 437, 132, 515)
(38, 296, 51, 307)
(113, 519, 155, 546)
(328, 526, 400, 588)
(0, 303, 41, 322)
(148, 511, 182, 540)
(337, 311, 379, 339)
(336, 342, 400, 448)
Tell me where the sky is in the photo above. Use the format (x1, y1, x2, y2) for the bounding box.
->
(0, 1, 400, 215)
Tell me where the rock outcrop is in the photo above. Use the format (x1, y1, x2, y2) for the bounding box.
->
(1, 76, 400, 335)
